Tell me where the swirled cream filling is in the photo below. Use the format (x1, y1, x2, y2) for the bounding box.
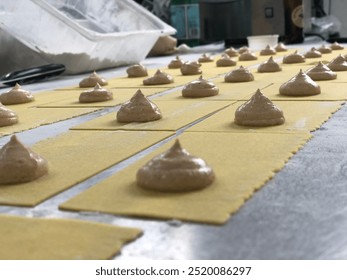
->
(143, 69, 174, 85)
(79, 83, 113, 103)
(180, 61, 202, 75)
(182, 76, 219, 97)
(305, 61, 337, 80)
(0, 83, 34, 105)
(224, 66, 254, 82)
(79, 71, 108, 87)
(234, 89, 285, 127)
(279, 69, 321, 96)
(117, 89, 162, 123)
(0, 135, 48, 184)
(136, 139, 215, 192)
(257, 57, 282, 73)
(126, 64, 148, 77)
(0, 102, 18, 127)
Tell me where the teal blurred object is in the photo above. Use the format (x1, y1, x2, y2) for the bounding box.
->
(170, 0, 200, 46)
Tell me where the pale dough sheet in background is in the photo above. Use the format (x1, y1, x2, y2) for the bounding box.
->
(71, 100, 232, 131)
(60, 132, 311, 225)
(187, 101, 343, 133)
(0, 130, 173, 206)
(0, 214, 141, 260)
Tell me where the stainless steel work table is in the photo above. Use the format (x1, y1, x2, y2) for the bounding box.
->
(1, 38, 347, 260)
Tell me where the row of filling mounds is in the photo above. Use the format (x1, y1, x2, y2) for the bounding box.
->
(49, 48, 347, 106)
(50, 43, 296, 92)
(54, 54, 346, 92)
(3, 71, 342, 135)
(1, 55, 347, 137)
(5, 48, 346, 110)
(0, 41, 338, 107)
(0, 41, 346, 129)
(40, 57, 347, 131)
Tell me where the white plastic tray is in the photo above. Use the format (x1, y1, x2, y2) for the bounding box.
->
(0, 0, 175, 74)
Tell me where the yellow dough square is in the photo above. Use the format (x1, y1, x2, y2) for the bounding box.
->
(187, 100, 343, 133)
(278, 54, 347, 83)
(0, 90, 71, 107)
(60, 132, 311, 225)
(299, 51, 344, 67)
(0, 214, 141, 260)
(154, 77, 272, 102)
(70, 100, 232, 131)
(0, 130, 173, 206)
(0, 107, 99, 136)
(195, 61, 238, 77)
(261, 81, 347, 101)
(253, 66, 303, 84)
(37, 88, 165, 108)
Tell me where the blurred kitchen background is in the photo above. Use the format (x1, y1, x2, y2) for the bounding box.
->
(136, 0, 345, 45)
(0, 0, 345, 76)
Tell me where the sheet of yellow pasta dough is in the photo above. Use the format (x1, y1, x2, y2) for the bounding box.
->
(37, 88, 166, 108)
(60, 132, 311, 225)
(0, 214, 141, 260)
(0, 107, 98, 136)
(0, 130, 173, 206)
(186, 100, 343, 133)
(330, 71, 347, 82)
(259, 81, 347, 101)
(71, 100, 231, 131)
(253, 66, 303, 83)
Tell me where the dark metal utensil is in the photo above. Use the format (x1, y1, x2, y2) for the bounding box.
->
(0, 64, 65, 87)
